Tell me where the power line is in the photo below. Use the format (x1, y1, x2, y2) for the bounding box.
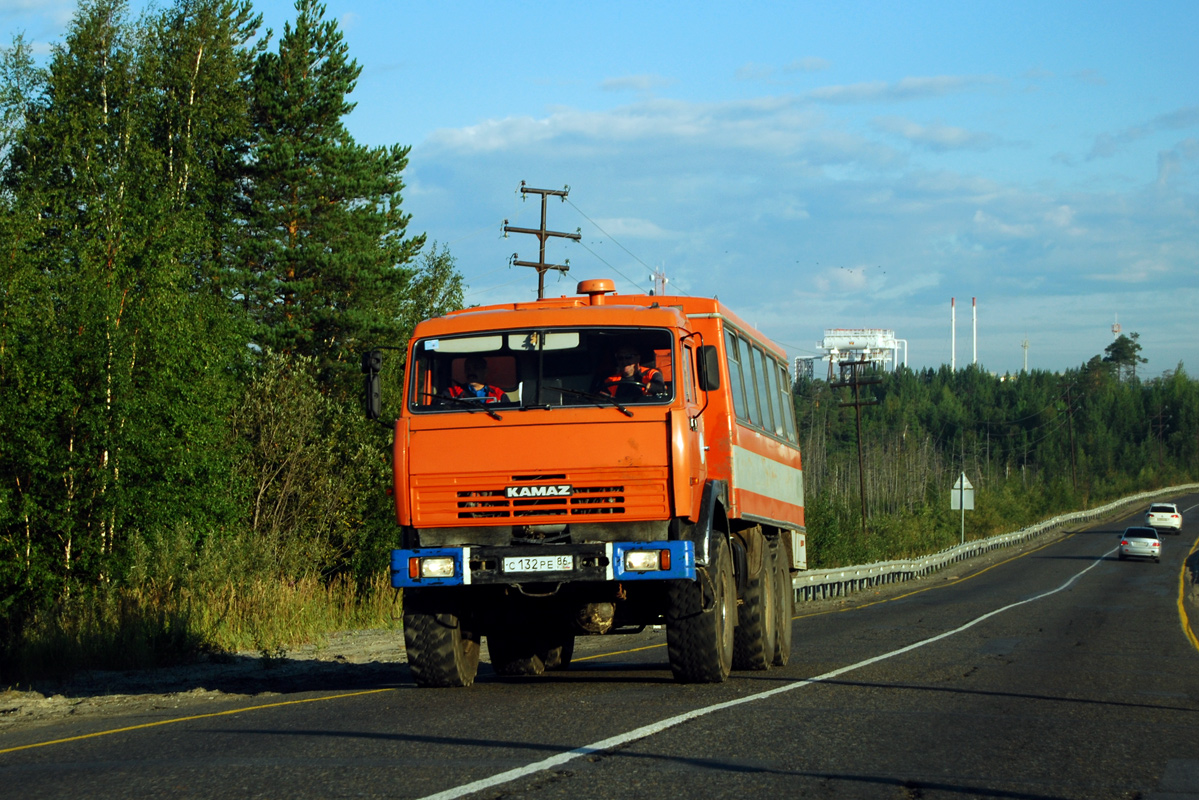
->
(573, 238, 648, 292)
(563, 197, 653, 293)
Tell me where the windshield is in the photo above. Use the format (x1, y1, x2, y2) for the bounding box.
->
(408, 327, 675, 414)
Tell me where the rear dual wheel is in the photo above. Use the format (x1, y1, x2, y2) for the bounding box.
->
(733, 530, 777, 671)
(488, 627, 575, 677)
(771, 535, 793, 667)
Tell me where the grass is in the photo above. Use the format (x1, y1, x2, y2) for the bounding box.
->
(5, 572, 400, 686)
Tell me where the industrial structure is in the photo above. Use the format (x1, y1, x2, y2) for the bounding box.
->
(795, 329, 907, 380)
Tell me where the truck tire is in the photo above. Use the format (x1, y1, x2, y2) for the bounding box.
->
(733, 528, 777, 671)
(771, 535, 793, 667)
(539, 634, 575, 671)
(487, 627, 546, 677)
(403, 591, 480, 688)
(666, 533, 735, 683)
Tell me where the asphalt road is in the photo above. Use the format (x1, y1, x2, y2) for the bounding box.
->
(4, 497, 1198, 800)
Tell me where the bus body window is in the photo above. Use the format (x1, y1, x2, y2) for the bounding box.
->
(751, 345, 774, 435)
(764, 354, 785, 438)
(724, 329, 749, 422)
(777, 361, 798, 443)
(740, 336, 761, 427)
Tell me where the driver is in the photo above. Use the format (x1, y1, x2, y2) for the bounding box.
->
(447, 355, 504, 403)
(596, 346, 665, 400)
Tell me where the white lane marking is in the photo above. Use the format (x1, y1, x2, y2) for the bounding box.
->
(420, 547, 1116, 800)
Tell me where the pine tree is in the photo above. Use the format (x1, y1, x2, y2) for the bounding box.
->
(238, 0, 424, 396)
(1103, 332, 1147, 381)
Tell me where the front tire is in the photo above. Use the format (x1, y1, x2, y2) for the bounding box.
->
(667, 534, 735, 683)
(403, 590, 480, 688)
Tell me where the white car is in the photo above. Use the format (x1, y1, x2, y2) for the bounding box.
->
(1145, 503, 1183, 534)
(1118, 527, 1161, 563)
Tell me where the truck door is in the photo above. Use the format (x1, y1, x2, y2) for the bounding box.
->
(671, 340, 707, 519)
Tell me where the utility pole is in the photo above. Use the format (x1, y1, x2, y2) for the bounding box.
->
(651, 267, 668, 296)
(1064, 385, 1078, 495)
(503, 182, 581, 299)
(1151, 407, 1171, 467)
(831, 359, 880, 538)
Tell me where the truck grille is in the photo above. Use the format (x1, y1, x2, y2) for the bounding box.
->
(411, 469, 669, 525)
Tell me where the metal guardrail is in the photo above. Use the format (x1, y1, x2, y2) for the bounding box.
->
(791, 483, 1199, 604)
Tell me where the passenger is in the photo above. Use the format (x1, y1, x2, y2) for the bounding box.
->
(447, 355, 504, 403)
(596, 346, 666, 400)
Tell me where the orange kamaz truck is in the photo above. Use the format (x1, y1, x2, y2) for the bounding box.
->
(363, 279, 805, 687)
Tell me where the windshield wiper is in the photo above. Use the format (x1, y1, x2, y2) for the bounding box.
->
(542, 386, 634, 417)
(420, 392, 503, 420)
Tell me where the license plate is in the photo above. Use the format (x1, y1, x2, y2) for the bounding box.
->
(503, 555, 573, 573)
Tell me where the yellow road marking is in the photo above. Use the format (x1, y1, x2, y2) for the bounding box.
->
(0, 688, 394, 755)
(573, 642, 664, 662)
(1178, 533, 1199, 652)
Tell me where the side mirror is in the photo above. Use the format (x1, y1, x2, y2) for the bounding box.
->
(698, 345, 720, 391)
(362, 350, 383, 420)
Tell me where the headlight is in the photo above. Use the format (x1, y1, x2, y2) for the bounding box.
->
(624, 549, 669, 572)
(409, 556, 455, 579)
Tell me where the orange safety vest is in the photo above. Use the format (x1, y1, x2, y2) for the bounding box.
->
(597, 366, 663, 397)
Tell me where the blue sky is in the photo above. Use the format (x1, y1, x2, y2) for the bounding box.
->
(5, 0, 1197, 376)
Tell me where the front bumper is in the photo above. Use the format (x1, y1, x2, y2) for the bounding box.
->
(390, 541, 695, 588)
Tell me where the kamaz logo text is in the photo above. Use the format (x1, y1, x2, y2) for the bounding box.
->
(506, 484, 573, 498)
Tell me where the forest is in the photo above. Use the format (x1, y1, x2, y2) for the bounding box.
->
(1, 0, 1194, 682)
(797, 352, 1197, 568)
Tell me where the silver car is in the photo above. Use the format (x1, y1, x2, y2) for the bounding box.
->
(1145, 503, 1183, 534)
(1118, 527, 1161, 562)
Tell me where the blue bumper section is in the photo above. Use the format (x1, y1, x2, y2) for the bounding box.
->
(391, 540, 695, 588)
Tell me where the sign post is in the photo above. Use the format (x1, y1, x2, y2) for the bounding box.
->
(950, 472, 974, 544)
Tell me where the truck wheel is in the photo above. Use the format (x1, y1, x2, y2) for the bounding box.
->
(403, 591, 480, 688)
(771, 536, 793, 667)
(733, 529, 777, 671)
(487, 627, 546, 677)
(539, 634, 575, 671)
(666, 534, 735, 683)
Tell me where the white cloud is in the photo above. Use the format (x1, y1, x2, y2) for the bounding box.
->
(1158, 137, 1199, 186)
(805, 75, 1002, 104)
(734, 62, 774, 82)
(586, 217, 672, 239)
(1088, 106, 1199, 160)
(972, 209, 1035, 238)
(1090, 259, 1170, 283)
(872, 116, 1000, 152)
(601, 74, 674, 93)
(421, 97, 903, 170)
(784, 57, 831, 73)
